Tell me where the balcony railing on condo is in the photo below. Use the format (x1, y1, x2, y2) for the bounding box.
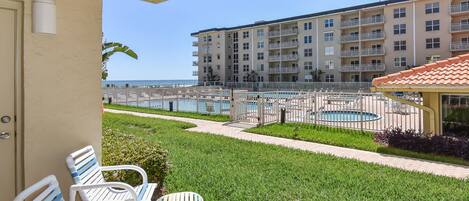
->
(268, 29, 298, 37)
(192, 71, 198, 76)
(361, 48, 385, 56)
(361, 16, 384, 26)
(269, 67, 299, 74)
(193, 61, 198, 66)
(451, 22, 469, 32)
(341, 34, 359, 43)
(450, 42, 469, 51)
(450, 4, 469, 14)
(340, 50, 360, 57)
(192, 41, 199, 46)
(361, 32, 385, 41)
(269, 41, 299, 49)
(341, 19, 359, 28)
(268, 54, 299, 62)
(340, 64, 385, 72)
(192, 51, 198, 56)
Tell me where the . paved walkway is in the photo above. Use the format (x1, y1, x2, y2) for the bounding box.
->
(105, 109, 469, 179)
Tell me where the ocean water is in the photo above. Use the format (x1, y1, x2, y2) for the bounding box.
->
(102, 80, 198, 88)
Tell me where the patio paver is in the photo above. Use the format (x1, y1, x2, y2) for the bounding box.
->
(105, 109, 469, 179)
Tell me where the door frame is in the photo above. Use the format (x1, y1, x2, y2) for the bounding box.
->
(1, 0, 24, 193)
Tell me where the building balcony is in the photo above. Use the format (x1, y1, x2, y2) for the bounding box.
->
(340, 64, 385, 72)
(268, 29, 298, 37)
(192, 70, 198, 76)
(193, 61, 198, 66)
(268, 41, 299, 49)
(361, 32, 385, 41)
(269, 67, 299, 74)
(360, 16, 384, 26)
(268, 54, 299, 62)
(192, 51, 198, 56)
(340, 50, 360, 58)
(361, 48, 385, 57)
(192, 41, 199, 46)
(341, 35, 359, 43)
(451, 22, 469, 33)
(450, 4, 469, 15)
(450, 42, 469, 51)
(340, 19, 359, 28)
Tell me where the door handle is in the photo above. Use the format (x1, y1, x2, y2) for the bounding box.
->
(0, 132, 10, 139)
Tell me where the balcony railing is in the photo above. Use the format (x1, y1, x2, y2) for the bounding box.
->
(341, 19, 359, 28)
(269, 41, 299, 49)
(192, 51, 198, 56)
(361, 32, 385, 41)
(450, 42, 469, 51)
(361, 48, 385, 56)
(268, 54, 299, 62)
(451, 22, 469, 32)
(450, 4, 469, 14)
(192, 71, 198, 76)
(192, 41, 199, 46)
(268, 29, 298, 37)
(340, 50, 360, 57)
(193, 61, 198, 66)
(361, 16, 385, 26)
(340, 64, 385, 72)
(269, 67, 299, 74)
(341, 34, 359, 43)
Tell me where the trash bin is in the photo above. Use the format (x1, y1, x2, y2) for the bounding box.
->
(169, 101, 174, 112)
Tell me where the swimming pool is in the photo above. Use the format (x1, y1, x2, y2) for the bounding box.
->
(311, 110, 381, 122)
(126, 99, 232, 114)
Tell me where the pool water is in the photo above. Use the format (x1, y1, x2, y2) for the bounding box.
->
(311, 111, 381, 122)
(127, 99, 232, 114)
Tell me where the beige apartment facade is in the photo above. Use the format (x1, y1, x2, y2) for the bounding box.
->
(192, 0, 469, 84)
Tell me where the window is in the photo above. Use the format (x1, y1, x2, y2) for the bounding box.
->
(304, 35, 313, 44)
(233, 43, 239, 53)
(441, 95, 469, 136)
(243, 65, 249, 72)
(243, 54, 249, 61)
(233, 32, 238, 42)
(394, 40, 407, 51)
(426, 38, 440, 49)
(304, 48, 313, 57)
(207, 56, 212, 63)
(426, 55, 441, 64)
(425, 20, 440, 31)
(233, 64, 239, 74)
(243, 31, 249, 39)
(325, 47, 334, 56)
(393, 8, 406, 18)
(394, 24, 406, 35)
(304, 22, 313, 30)
(207, 36, 212, 42)
(243, 43, 249, 50)
(324, 19, 334, 28)
(216, 65, 220, 70)
(425, 2, 439, 14)
(233, 54, 239, 64)
(324, 32, 334, 41)
(351, 60, 359, 66)
(203, 66, 207, 73)
(243, 76, 247, 82)
(394, 57, 407, 67)
(257, 29, 264, 37)
(304, 61, 313, 70)
(325, 60, 335, 69)
(325, 74, 334, 82)
(217, 54, 221, 60)
(257, 42, 264, 49)
(257, 52, 264, 60)
(258, 63, 264, 71)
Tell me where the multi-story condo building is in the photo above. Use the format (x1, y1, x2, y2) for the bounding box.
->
(192, 0, 469, 84)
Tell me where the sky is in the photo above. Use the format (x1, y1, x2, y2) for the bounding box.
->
(103, 0, 377, 81)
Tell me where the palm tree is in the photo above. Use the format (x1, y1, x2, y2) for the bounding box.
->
(206, 67, 220, 83)
(101, 42, 138, 80)
(247, 70, 259, 82)
(310, 69, 324, 82)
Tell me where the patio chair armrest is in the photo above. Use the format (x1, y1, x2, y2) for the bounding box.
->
(69, 182, 137, 201)
(101, 165, 148, 185)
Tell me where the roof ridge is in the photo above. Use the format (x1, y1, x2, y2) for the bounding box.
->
(372, 53, 469, 87)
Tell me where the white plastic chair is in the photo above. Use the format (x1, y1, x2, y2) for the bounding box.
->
(14, 175, 64, 201)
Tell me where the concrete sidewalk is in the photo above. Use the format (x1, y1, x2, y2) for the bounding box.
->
(105, 109, 469, 179)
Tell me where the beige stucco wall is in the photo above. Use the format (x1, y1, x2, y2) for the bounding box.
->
(21, 0, 102, 197)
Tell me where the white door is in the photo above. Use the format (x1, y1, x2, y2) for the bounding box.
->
(0, 0, 20, 199)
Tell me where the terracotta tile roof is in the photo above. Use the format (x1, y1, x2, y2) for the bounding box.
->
(373, 53, 469, 89)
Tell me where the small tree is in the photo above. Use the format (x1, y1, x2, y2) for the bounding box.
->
(206, 66, 220, 83)
(310, 69, 324, 82)
(247, 70, 259, 82)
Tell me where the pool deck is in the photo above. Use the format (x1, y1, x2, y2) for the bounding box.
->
(106, 108, 469, 180)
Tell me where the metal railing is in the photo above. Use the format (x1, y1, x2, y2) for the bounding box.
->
(192, 61, 198, 66)
(361, 32, 385, 41)
(340, 50, 360, 57)
(341, 34, 359, 42)
(192, 51, 198, 57)
(451, 22, 469, 32)
(340, 64, 385, 72)
(192, 71, 198, 76)
(450, 42, 469, 51)
(268, 54, 298, 62)
(450, 4, 469, 14)
(361, 48, 385, 56)
(268, 67, 299, 74)
(341, 19, 359, 28)
(192, 41, 199, 46)
(268, 41, 298, 49)
(361, 16, 385, 25)
(223, 82, 373, 92)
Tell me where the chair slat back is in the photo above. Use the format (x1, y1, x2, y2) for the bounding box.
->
(14, 175, 64, 201)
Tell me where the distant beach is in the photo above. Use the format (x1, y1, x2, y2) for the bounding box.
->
(102, 80, 198, 88)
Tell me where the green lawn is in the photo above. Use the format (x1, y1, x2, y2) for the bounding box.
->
(103, 113, 469, 201)
(246, 123, 469, 166)
(104, 104, 230, 122)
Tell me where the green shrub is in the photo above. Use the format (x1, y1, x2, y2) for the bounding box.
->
(102, 127, 170, 186)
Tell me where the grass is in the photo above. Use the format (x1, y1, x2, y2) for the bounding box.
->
(103, 113, 469, 201)
(104, 103, 230, 122)
(246, 123, 469, 166)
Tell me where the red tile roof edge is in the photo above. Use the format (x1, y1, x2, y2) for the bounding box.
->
(372, 53, 469, 87)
